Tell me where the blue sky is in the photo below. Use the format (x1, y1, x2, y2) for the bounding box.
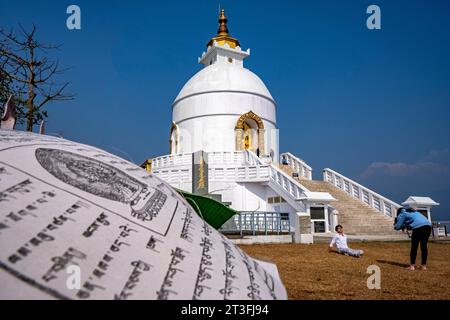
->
(1, 0, 449, 220)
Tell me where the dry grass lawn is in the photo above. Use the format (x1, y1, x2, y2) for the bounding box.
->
(239, 242, 450, 300)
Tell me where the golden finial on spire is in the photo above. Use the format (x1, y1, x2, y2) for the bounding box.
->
(207, 9, 240, 48)
(217, 9, 229, 35)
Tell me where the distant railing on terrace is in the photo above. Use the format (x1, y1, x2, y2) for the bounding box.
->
(152, 151, 247, 170)
(151, 168, 191, 185)
(208, 151, 246, 166)
(323, 168, 400, 218)
(151, 153, 191, 170)
(280, 152, 313, 180)
(152, 151, 308, 198)
(209, 165, 270, 182)
(220, 212, 291, 236)
(153, 166, 271, 184)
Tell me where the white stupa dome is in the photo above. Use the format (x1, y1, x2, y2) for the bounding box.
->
(173, 63, 275, 106)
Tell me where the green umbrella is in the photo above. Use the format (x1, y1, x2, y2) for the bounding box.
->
(176, 189, 237, 230)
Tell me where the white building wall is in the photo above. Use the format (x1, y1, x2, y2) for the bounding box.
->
(173, 92, 278, 157)
(209, 181, 269, 212)
(208, 180, 298, 229)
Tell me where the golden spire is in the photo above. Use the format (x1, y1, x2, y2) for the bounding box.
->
(207, 9, 240, 48)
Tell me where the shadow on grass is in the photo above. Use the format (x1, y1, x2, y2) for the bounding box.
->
(376, 260, 409, 268)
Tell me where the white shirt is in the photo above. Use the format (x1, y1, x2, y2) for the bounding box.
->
(330, 233, 348, 250)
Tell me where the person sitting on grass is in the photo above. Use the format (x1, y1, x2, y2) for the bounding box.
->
(328, 225, 364, 258)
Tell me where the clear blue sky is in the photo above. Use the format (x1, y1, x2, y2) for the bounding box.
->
(1, 0, 449, 220)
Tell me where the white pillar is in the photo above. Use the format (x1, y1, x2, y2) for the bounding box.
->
(324, 204, 330, 233)
(293, 212, 313, 244)
(332, 209, 339, 230)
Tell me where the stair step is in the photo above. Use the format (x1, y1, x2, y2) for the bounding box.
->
(278, 164, 398, 236)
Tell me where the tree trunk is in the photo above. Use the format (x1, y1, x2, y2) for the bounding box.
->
(26, 47, 35, 132)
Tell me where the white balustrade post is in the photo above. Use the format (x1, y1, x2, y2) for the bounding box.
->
(239, 214, 243, 237)
(348, 182, 354, 197)
(264, 212, 267, 235)
(386, 203, 391, 217)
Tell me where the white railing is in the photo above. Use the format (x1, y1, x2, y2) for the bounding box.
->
(245, 150, 308, 201)
(153, 151, 247, 170)
(243, 150, 265, 166)
(269, 164, 308, 200)
(207, 151, 246, 166)
(152, 151, 309, 205)
(152, 168, 191, 184)
(154, 166, 270, 184)
(152, 151, 270, 183)
(220, 212, 291, 235)
(151, 153, 192, 170)
(280, 152, 313, 180)
(209, 165, 270, 182)
(243, 150, 263, 166)
(323, 168, 401, 218)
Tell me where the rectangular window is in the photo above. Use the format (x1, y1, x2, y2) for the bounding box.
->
(314, 221, 326, 233)
(280, 213, 289, 220)
(268, 197, 274, 204)
(310, 207, 325, 220)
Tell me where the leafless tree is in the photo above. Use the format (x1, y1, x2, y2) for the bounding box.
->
(0, 24, 74, 131)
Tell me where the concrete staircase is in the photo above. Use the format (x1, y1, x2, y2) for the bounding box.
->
(277, 163, 296, 177)
(278, 164, 403, 236)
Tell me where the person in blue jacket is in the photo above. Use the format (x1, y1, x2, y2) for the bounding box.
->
(394, 207, 432, 270)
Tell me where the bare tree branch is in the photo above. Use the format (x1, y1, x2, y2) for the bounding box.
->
(0, 24, 74, 131)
